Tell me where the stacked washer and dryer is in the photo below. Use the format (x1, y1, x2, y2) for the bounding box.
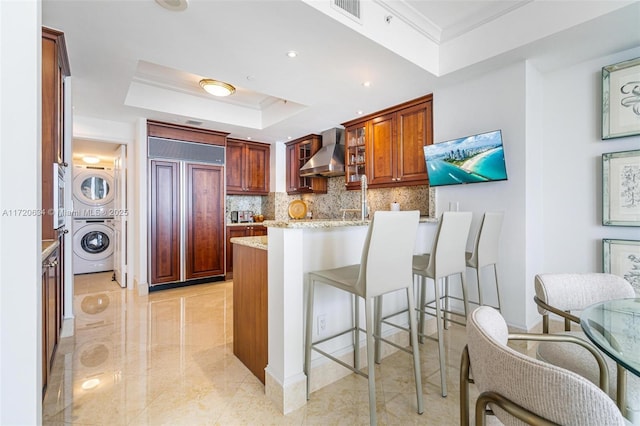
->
(72, 165, 115, 274)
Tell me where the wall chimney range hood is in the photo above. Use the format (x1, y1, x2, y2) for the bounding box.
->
(299, 128, 345, 177)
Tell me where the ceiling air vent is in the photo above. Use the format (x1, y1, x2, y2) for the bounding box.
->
(332, 0, 361, 21)
(185, 119, 203, 126)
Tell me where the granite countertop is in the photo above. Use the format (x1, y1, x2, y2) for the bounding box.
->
(262, 216, 437, 229)
(230, 235, 268, 250)
(42, 239, 59, 260)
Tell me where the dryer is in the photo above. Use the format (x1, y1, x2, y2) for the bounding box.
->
(73, 165, 114, 218)
(73, 218, 114, 274)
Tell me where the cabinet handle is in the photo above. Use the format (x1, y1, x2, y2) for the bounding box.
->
(45, 259, 58, 268)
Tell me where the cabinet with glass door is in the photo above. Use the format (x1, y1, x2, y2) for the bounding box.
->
(344, 122, 367, 190)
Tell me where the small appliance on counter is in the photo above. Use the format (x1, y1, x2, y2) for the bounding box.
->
(231, 210, 253, 223)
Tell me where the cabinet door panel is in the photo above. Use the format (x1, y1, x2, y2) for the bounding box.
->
(368, 114, 395, 186)
(285, 144, 298, 193)
(150, 160, 180, 284)
(226, 226, 248, 277)
(397, 103, 430, 184)
(245, 143, 270, 194)
(225, 141, 245, 194)
(186, 164, 225, 279)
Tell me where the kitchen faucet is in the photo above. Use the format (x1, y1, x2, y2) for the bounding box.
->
(361, 174, 368, 220)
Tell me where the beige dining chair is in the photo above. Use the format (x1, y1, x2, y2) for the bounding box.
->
(465, 211, 503, 311)
(304, 210, 423, 426)
(413, 210, 472, 397)
(534, 272, 639, 424)
(462, 306, 626, 426)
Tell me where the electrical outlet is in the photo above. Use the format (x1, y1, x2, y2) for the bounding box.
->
(317, 314, 327, 335)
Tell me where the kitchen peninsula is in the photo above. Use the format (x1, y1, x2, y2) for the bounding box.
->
(232, 217, 438, 414)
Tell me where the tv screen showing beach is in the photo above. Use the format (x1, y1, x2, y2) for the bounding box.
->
(424, 130, 508, 187)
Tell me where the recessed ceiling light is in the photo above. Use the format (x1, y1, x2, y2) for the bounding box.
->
(287, 136, 292, 140)
(286, 51, 298, 58)
(362, 81, 371, 87)
(199, 79, 236, 97)
(357, 110, 364, 115)
(83, 156, 100, 164)
(155, 0, 188, 11)
(247, 136, 252, 140)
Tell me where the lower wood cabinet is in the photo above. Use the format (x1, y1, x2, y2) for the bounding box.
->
(42, 243, 61, 398)
(225, 225, 267, 279)
(232, 243, 268, 383)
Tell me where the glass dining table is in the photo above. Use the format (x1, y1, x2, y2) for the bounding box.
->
(580, 297, 640, 414)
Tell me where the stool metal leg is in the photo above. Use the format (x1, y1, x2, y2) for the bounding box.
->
(406, 287, 424, 414)
(374, 295, 383, 364)
(419, 275, 426, 344)
(434, 276, 448, 397)
(353, 294, 360, 371)
(493, 264, 502, 312)
(460, 271, 469, 320)
(476, 268, 484, 307)
(364, 296, 377, 426)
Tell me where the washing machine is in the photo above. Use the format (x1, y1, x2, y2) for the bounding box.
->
(73, 218, 114, 274)
(73, 165, 114, 218)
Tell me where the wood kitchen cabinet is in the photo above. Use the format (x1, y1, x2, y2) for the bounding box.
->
(343, 94, 433, 189)
(285, 134, 327, 194)
(225, 224, 267, 279)
(42, 27, 70, 240)
(232, 242, 268, 383)
(226, 138, 270, 195)
(150, 160, 180, 284)
(42, 242, 61, 397)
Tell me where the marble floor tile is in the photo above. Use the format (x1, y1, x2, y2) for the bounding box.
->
(43, 272, 508, 425)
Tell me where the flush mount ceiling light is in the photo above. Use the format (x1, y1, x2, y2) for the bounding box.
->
(82, 155, 100, 164)
(199, 79, 236, 97)
(155, 0, 188, 11)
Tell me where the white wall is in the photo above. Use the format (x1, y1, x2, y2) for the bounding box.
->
(433, 62, 530, 329)
(541, 48, 640, 272)
(0, 1, 42, 423)
(432, 48, 640, 331)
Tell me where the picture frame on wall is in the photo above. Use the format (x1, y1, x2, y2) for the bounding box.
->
(602, 57, 640, 139)
(602, 149, 640, 226)
(603, 239, 640, 295)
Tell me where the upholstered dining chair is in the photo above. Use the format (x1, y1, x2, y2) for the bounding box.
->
(304, 211, 423, 426)
(464, 211, 503, 311)
(412, 210, 472, 397)
(461, 306, 626, 426)
(534, 273, 639, 424)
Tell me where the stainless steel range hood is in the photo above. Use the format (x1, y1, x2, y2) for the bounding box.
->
(299, 128, 345, 177)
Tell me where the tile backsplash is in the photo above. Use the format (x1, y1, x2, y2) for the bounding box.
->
(227, 177, 434, 222)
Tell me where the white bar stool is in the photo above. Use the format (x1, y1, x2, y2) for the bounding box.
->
(304, 210, 423, 426)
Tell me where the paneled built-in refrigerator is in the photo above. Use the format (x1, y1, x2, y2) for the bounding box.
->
(148, 136, 225, 288)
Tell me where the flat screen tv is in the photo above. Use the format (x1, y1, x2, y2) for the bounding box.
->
(424, 129, 508, 187)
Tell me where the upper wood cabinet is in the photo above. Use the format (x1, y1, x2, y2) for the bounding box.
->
(42, 27, 70, 239)
(226, 139, 270, 195)
(285, 134, 327, 194)
(343, 94, 433, 189)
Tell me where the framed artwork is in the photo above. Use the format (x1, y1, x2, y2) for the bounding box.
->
(603, 239, 640, 295)
(603, 149, 640, 226)
(602, 57, 640, 139)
